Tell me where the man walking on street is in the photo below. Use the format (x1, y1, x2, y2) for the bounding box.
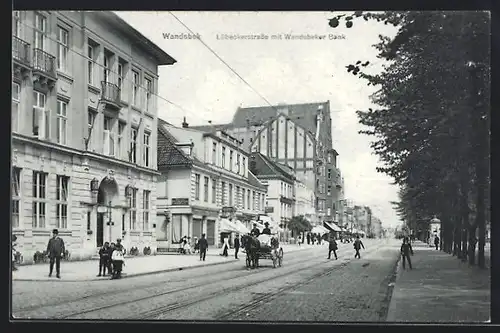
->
(401, 237, 414, 270)
(434, 235, 440, 250)
(46, 229, 65, 278)
(328, 233, 338, 260)
(234, 235, 240, 259)
(199, 233, 208, 261)
(353, 235, 365, 259)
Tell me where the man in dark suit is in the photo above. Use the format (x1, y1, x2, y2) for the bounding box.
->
(250, 224, 261, 237)
(261, 222, 272, 235)
(401, 237, 414, 270)
(198, 233, 209, 261)
(234, 235, 240, 259)
(46, 229, 65, 278)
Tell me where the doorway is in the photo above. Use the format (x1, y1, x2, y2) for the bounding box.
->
(97, 213, 104, 247)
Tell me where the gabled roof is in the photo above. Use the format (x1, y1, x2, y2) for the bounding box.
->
(231, 101, 330, 134)
(247, 170, 267, 191)
(157, 119, 192, 169)
(250, 152, 295, 182)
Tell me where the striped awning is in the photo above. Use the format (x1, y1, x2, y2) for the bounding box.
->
(234, 220, 250, 234)
(219, 219, 240, 233)
(324, 221, 342, 232)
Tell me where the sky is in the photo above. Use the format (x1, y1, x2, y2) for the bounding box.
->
(116, 11, 402, 228)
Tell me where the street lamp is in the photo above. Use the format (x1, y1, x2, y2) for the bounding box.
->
(106, 200, 114, 242)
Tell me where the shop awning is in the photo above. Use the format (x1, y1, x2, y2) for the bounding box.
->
(219, 219, 240, 233)
(323, 222, 342, 232)
(234, 220, 250, 234)
(311, 225, 329, 234)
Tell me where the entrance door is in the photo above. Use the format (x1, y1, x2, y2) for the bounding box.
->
(97, 213, 104, 247)
(192, 219, 202, 239)
(207, 220, 215, 245)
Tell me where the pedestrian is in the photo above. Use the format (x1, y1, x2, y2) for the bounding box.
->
(198, 233, 208, 261)
(434, 235, 440, 250)
(298, 234, 302, 246)
(12, 234, 18, 272)
(353, 235, 365, 259)
(306, 233, 311, 245)
(222, 237, 229, 257)
(193, 236, 199, 254)
(184, 237, 192, 254)
(234, 234, 240, 259)
(108, 242, 116, 273)
(111, 241, 125, 279)
(328, 233, 338, 260)
(46, 229, 65, 278)
(97, 242, 111, 277)
(401, 237, 414, 270)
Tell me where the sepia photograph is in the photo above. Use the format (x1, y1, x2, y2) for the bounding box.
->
(11, 10, 491, 323)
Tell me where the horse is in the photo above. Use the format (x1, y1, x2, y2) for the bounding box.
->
(241, 234, 261, 269)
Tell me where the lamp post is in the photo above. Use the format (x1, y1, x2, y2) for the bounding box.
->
(106, 200, 114, 243)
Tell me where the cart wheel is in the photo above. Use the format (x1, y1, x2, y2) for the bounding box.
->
(278, 248, 283, 267)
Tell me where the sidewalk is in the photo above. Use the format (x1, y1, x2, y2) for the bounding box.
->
(386, 241, 490, 323)
(12, 243, 315, 282)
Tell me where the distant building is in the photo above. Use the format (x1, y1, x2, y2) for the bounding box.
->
(191, 101, 342, 225)
(156, 119, 267, 248)
(11, 11, 175, 262)
(371, 217, 382, 238)
(294, 179, 317, 225)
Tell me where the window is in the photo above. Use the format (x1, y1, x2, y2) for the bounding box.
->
(237, 154, 240, 173)
(256, 193, 260, 210)
(211, 178, 216, 204)
(132, 70, 139, 106)
(117, 122, 125, 159)
(57, 26, 69, 72)
(247, 189, 251, 210)
(328, 168, 332, 179)
(32, 171, 47, 228)
(12, 168, 21, 228)
(204, 176, 209, 202)
(56, 175, 69, 229)
(87, 110, 96, 140)
(327, 185, 332, 196)
(262, 194, 265, 210)
(129, 127, 138, 163)
(195, 174, 201, 200)
(13, 11, 20, 37)
(103, 116, 114, 156)
(327, 208, 331, 216)
(33, 91, 49, 139)
(103, 53, 111, 83)
(221, 147, 226, 168)
(229, 184, 233, 206)
(56, 100, 68, 145)
(87, 42, 95, 85)
(118, 61, 125, 93)
(129, 187, 137, 230)
(143, 131, 151, 167)
(145, 77, 152, 112)
(328, 154, 332, 163)
(236, 186, 240, 208)
(142, 190, 150, 230)
(229, 150, 233, 171)
(212, 142, 217, 164)
(242, 157, 246, 174)
(221, 182, 226, 205)
(34, 13, 47, 50)
(242, 189, 245, 209)
(12, 82, 20, 132)
(252, 191, 256, 210)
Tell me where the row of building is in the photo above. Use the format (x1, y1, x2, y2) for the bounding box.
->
(11, 11, 383, 263)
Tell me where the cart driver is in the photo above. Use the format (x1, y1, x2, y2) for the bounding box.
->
(250, 223, 261, 237)
(262, 222, 272, 235)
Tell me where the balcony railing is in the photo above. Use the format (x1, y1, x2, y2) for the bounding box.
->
(33, 48, 56, 78)
(12, 36, 31, 67)
(101, 81, 121, 109)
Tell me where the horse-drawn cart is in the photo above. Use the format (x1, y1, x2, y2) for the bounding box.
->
(241, 234, 283, 269)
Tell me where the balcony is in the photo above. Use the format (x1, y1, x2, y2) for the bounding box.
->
(32, 48, 57, 87)
(12, 36, 31, 69)
(280, 196, 295, 205)
(100, 81, 122, 110)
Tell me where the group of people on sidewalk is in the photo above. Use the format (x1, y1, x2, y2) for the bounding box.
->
(97, 238, 126, 279)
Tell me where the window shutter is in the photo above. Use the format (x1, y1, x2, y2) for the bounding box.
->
(103, 130, 110, 155)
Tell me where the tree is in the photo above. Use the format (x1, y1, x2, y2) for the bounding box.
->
(329, 11, 490, 268)
(288, 215, 313, 236)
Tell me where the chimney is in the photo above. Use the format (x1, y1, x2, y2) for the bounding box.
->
(182, 116, 189, 128)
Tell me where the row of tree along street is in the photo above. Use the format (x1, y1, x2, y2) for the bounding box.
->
(329, 11, 490, 268)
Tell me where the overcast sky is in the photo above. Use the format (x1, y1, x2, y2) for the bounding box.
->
(116, 11, 401, 228)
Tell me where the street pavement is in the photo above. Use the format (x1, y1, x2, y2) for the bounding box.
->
(386, 241, 490, 323)
(12, 243, 313, 282)
(12, 238, 392, 320)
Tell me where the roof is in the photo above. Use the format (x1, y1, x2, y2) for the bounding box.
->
(157, 119, 192, 169)
(189, 124, 230, 132)
(231, 101, 330, 134)
(250, 152, 295, 182)
(101, 12, 177, 66)
(247, 171, 267, 191)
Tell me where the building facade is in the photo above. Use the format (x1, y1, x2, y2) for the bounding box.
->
(371, 216, 382, 238)
(11, 11, 176, 262)
(249, 152, 295, 239)
(191, 101, 343, 226)
(156, 120, 267, 248)
(294, 179, 317, 225)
